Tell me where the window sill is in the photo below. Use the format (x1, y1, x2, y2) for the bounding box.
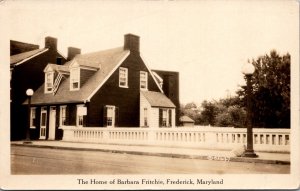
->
(30, 126, 36, 129)
(119, 85, 129, 88)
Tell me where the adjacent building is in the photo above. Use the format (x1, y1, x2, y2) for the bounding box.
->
(10, 37, 68, 140)
(179, 115, 195, 127)
(24, 34, 179, 140)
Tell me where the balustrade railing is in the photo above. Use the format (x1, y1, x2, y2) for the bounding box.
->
(62, 126, 290, 152)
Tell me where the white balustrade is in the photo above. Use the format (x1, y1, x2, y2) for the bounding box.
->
(61, 126, 290, 153)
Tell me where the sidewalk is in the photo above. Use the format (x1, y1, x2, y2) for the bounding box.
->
(11, 140, 290, 165)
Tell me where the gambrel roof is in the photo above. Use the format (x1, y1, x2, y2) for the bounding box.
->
(29, 47, 130, 105)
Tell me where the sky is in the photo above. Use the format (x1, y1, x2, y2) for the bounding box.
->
(3, 0, 299, 105)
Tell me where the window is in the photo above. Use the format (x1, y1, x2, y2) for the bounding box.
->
(45, 72, 54, 93)
(78, 116, 83, 126)
(60, 106, 67, 126)
(76, 105, 85, 127)
(30, 107, 36, 128)
(107, 106, 114, 127)
(70, 67, 80, 90)
(144, 108, 148, 127)
(140, 71, 148, 90)
(119, 67, 128, 88)
(103, 105, 119, 127)
(162, 109, 167, 127)
(159, 108, 172, 127)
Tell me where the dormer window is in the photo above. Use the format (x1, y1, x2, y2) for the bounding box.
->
(119, 67, 128, 88)
(140, 71, 148, 90)
(45, 72, 54, 93)
(70, 67, 80, 90)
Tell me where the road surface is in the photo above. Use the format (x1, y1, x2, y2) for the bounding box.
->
(11, 145, 290, 174)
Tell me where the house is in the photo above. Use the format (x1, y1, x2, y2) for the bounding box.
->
(10, 40, 39, 55)
(10, 37, 70, 140)
(152, 70, 180, 126)
(179, 115, 195, 127)
(25, 34, 178, 140)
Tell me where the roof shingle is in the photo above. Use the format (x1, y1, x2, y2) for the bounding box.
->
(141, 91, 175, 108)
(10, 48, 47, 65)
(29, 47, 129, 105)
(180, 115, 195, 123)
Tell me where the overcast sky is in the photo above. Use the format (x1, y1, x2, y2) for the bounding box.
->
(5, 0, 299, 105)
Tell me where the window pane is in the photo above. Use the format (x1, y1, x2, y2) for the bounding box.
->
(140, 72, 147, 89)
(73, 82, 79, 89)
(46, 73, 53, 91)
(41, 113, 46, 126)
(119, 68, 128, 87)
(79, 116, 83, 125)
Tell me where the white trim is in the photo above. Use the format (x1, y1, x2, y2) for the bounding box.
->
(68, 59, 78, 68)
(43, 64, 55, 73)
(140, 54, 164, 93)
(80, 65, 99, 71)
(152, 71, 163, 82)
(13, 48, 49, 66)
(119, 67, 129, 88)
(86, 51, 130, 101)
(152, 71, 163, 88)
(57, 50, 67, 60)
(48, 106, 57, 140)
(39, 107, 47, 140)
(57, 71, 70, 75)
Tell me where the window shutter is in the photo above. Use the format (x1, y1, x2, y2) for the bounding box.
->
(115, 107, 119, 127)
(168, 109, 172, 127)
(103, 106, 107, 127)
(159, 109, 163, 127)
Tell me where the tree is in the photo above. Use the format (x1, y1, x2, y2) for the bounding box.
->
(240, 50, 290, 128)
(198, 98, 246, 127)
(180, 102, 201, 124)
(198, 100, 218, 125)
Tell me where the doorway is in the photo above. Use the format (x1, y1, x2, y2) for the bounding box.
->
(48, 106, 56, 140)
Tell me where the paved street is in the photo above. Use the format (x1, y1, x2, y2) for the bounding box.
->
(11, 145, 289, 174)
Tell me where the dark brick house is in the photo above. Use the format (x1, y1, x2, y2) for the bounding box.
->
(10, 37, 68, 140)
(25, 34, 178, 140)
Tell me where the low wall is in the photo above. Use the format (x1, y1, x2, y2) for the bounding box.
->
(61, 126, 290, 153)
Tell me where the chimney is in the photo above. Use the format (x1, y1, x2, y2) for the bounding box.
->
(124, 34, 140, 53)
(45, 36, 57, 50)
(67, 47, 81, 60)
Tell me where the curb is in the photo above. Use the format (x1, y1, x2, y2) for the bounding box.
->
(11, 143, 290, 165)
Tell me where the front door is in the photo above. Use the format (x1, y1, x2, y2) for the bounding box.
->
(49, 106, 56, 140)
(40, 107, 47, 139)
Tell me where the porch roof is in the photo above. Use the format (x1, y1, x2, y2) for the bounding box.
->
(141, 91, 176, 108)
